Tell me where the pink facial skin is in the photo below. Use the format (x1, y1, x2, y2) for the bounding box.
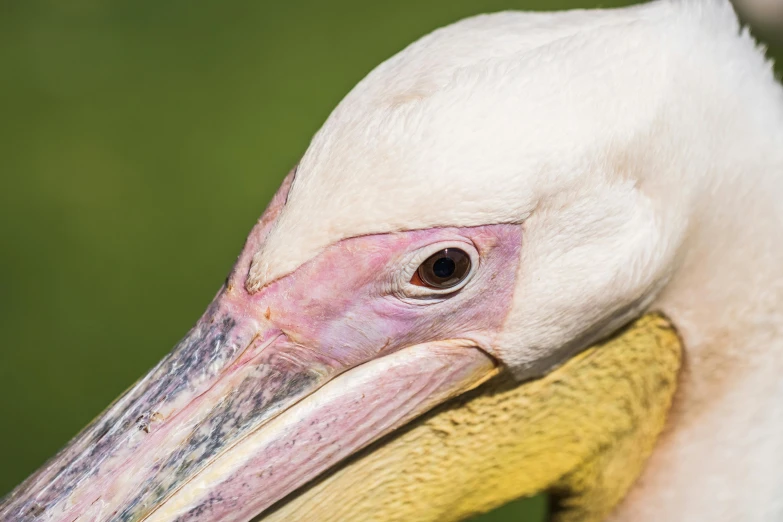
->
(1, 174, 522, 522)
(257, 223, 522, 367)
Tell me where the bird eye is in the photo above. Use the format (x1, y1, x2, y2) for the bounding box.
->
(413, 248, 472, 290)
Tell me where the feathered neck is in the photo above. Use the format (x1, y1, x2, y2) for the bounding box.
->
(616, 74, 783, 522)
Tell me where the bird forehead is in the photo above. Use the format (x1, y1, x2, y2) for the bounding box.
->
(249, 0, 743, 287)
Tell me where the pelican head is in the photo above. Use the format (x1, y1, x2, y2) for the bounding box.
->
(3, 1, 782, 521)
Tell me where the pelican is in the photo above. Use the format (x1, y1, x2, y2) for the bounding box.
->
(2, 0, 782, 521)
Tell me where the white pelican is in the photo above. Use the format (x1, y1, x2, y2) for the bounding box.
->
(2, 1, 781, 521)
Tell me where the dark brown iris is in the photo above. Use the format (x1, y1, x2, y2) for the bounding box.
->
(414, 248, 471, 289)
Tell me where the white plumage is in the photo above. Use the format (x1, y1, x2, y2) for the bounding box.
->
(247, 1, 783, 520)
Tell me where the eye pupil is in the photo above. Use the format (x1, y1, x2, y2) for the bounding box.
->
(432, 257, 456, 278)
(415, 248, 472, 290)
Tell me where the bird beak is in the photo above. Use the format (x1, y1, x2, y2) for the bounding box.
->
(1, 178, 503, 522)
(1, 284, 496, 522)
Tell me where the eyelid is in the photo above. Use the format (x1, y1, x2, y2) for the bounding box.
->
(394, 240, 479, 299)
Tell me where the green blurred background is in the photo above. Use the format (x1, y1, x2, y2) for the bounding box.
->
(0, 1, 780, 520)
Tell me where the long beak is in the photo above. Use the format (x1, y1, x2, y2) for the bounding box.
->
(0, 259, 496, 522)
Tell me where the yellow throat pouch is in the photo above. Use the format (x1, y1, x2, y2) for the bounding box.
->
(263, 313, 682, 522)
